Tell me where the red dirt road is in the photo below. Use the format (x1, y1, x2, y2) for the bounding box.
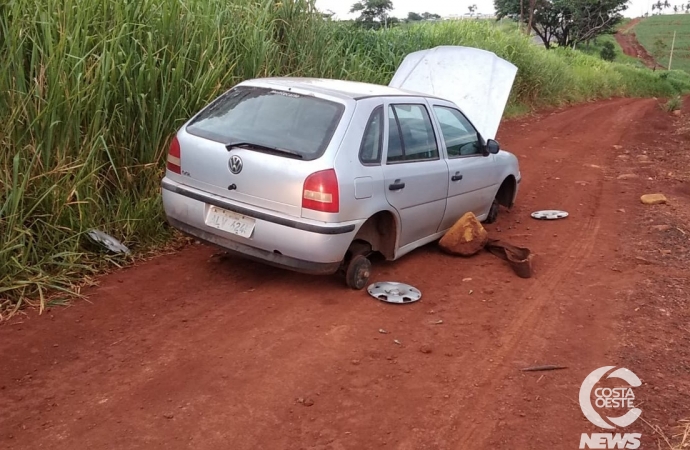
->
(616, 18, 660, 69)
(2, 98, 690, 449)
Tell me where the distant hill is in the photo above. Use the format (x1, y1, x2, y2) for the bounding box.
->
(633, 14, 690, 72)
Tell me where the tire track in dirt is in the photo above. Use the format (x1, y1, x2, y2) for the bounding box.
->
(397, 202, 602, 449)
(452, 99, 656, 447)
(392, 98, 655, 449)
(454, 217, 601, 446)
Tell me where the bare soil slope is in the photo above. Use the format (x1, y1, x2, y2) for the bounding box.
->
(616, 18, 661, 69)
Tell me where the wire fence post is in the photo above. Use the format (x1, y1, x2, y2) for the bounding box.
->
(668, 30, 676, 70)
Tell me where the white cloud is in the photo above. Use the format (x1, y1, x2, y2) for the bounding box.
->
(316, 0, 647, 20)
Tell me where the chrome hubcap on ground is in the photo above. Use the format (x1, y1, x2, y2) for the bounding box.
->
(367, 282, 422, 304)
(531, 210, 569, 220)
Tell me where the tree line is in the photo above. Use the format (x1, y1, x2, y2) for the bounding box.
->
(345, 0, 481, 28)
(339, 0, 684, 51)
(494, 0, 629, 49)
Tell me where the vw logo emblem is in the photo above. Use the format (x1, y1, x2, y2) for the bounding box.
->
(228, 155, 243, 174)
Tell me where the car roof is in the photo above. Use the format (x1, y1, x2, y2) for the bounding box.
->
(239, 77, 447, 101)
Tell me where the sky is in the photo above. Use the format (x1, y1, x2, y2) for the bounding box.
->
(316, 0, 654, 20)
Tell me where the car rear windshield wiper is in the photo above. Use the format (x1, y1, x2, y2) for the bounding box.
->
(226, 141, 303, 159)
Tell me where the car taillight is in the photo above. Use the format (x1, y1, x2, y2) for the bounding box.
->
(167, 135, 181, 174)
(302, 169, 339, 213)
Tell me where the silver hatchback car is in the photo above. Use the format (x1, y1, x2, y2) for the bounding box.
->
(162, 46, 521, 289)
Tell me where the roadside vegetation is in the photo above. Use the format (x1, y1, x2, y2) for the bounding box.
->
(664, 95, 683, 111)
(2, 0, 690, 316)
(633, 14, 690, 72)
(579, 34, 648, 67)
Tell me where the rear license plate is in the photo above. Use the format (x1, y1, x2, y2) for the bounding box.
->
(205, 205, 255, 239)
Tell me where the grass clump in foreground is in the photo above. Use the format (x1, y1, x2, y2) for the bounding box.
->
(664, 95, 683, 112)
(2, 0, 690, 315)
(633, 14, 690, 72)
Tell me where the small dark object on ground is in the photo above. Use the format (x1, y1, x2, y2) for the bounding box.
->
(521, 365, 568, 372)
(86, 229, 130, 254)
(486, 239, 533, 278)
(297, 397, 315, 406)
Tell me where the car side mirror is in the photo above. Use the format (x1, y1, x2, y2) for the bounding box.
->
(486, 139, 500, 155)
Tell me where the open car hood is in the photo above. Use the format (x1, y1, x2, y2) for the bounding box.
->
(389, 46, 517, 141)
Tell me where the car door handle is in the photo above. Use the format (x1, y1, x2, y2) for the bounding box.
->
(389, 180, 406, 191)
(451, 173, 463, 182)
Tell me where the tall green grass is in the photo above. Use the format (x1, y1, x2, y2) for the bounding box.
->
(2, 0, 690, 315)
(0, 0, 345, 314)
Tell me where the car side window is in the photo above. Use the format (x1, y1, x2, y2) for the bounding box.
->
(386, 104, 439, 164)
(433, 106, 482, 157)
(359, 106, 383, 165)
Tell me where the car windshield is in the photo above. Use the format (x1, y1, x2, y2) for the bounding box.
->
(186, 86, 344, 160)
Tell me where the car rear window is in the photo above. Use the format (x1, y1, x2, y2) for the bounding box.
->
(185, 86, 344, 160)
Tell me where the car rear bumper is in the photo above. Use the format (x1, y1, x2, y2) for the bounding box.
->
(167, 217, 342, 275)
(161, 177, 360, 275)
